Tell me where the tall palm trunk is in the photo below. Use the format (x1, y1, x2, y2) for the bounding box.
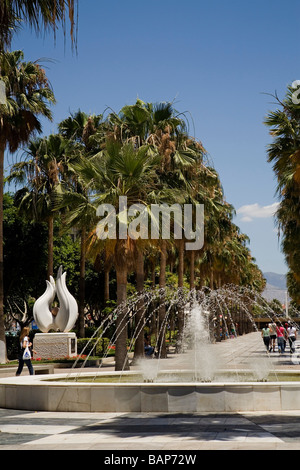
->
(177, 239, 185, 351)
(190, 250, 195, 290)
(0, 137, 6, 362)
(210, 264, 214, 290)
(104, 269, 110, 303)
(47, 215, 54, 280)
(133, 249, 145, 360)
(151, 263, 156, 287)
(78, 228, 86, 338)
(104, 250, 110, 304)
(158, 240, 167, 358)
(115, 240, 130, 371)
(115, 264, 130, 370)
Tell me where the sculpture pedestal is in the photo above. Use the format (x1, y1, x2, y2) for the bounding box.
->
(34, 332, 77, 360)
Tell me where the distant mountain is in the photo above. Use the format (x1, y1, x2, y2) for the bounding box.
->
(262, 272, 288, 304)
(263, 272, 287, 290)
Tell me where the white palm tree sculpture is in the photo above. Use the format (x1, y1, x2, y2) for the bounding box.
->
(33, 266, 78, 333)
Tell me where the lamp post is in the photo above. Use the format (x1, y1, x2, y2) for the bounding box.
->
(285, 291, 289, 317)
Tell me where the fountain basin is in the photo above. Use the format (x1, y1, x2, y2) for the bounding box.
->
(2, 371, 300, 413)
(50, 369, 300, 383)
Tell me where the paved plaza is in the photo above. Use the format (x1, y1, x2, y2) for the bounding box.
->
(1, 331, 300, 451)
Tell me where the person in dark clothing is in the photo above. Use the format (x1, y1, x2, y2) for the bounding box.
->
(144, 334, 154, 357)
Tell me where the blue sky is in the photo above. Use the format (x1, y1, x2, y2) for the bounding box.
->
(7, 0, 300, 275)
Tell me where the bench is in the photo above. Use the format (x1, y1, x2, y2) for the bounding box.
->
(34, 365, 55, 375)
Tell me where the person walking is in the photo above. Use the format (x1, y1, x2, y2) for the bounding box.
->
(261, 325, 270, 352)
(268, 321, 277, 352)
(276, 323, 286, 354)
(287, 323, 297, 354)
(16, 327, 36, 376)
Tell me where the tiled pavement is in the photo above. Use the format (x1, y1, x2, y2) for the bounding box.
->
(1, 331, 300, 451)
(1, 409, 300, 450)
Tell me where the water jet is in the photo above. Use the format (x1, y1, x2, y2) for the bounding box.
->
(1, 285, 300, 412)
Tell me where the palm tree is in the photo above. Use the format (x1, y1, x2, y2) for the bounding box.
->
(264, 85, 300, 303)
(0, 0, 78, 51)
(51, 185, 99, 338)
(109, 100, 206, 349)
(133, 244, 146, 360)
(62, 139, 161, 370)
(0, 50, 55, 362)
(59, 110, 105, 152)
(8, 134, 70, 279)
(58, 110, 106, 337)
(157, 238, 167, 357)
(109, 100, 201, 175)
(0, 1, 78, 363)
(0, 0, 78, 105)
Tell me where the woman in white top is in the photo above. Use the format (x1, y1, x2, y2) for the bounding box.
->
(287, 323, 297, 354)
(16, 326, 35, 376)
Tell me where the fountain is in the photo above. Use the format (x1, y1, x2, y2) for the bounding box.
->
(1, 284, 300, 412)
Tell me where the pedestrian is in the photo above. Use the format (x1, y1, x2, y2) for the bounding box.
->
(287, 322, 297, 354)
(268, 320, 277, 352)
(144, 334, 154, 357)
(261, 324, 270, 352)
(276, 323, 286, 354)
(16, 327, 36, 376)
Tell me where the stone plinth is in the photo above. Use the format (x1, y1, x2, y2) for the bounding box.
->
(34, 332, 77, 360)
